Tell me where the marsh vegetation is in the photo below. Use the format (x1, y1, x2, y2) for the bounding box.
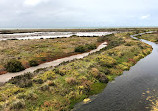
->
(0, 31, 152, 111)
(137, 32, 158, 43)
(0, 36, 100, 74)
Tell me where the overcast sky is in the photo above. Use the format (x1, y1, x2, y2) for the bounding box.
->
(0, 0, 158, 28)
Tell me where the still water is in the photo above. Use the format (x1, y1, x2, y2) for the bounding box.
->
(75, 34, 158, 111)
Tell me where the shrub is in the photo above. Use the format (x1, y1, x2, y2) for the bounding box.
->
(54, 68, 67, 76)
(97, 55, 117, 67)
(97, 36, 106, 42)
(97, 34, 115, 42)
(10, 99, 25, 110)
(8, 72, 33, 88)
(117, 64, 129, 70)
(85, 44, 97, 50)
(75, 45, 86, 52)
(39, 84, 49, 91)
(81, 80, 92, 93)
(102, 35, 125, 50)
(41, 57, 47, 62)
(34, 68, 47, 74)
(65, 77, 77, 85)
(89, 68, 99, 77)
(5, 59, 25, 72)
(109, 68, 123, 75)
(29, 60, 39, 67)
(19, 80, 33, 88)
(97, 67, 110, 75)
(48, 81, 56, 86)
(25, 91, 38, 100)
(89, 68, 109, 83)
(75, 44, 97, 53)
(33, 78, 44, 84)
(96, 73, 108, 83)
(17, 93, 26, 99)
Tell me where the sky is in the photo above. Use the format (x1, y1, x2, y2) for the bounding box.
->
(0, 0, 158, 28)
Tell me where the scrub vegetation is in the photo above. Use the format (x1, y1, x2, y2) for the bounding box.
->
(0, 36, 100, 74)
(0, 31, 152, 111)
(137, 32, 158, 43)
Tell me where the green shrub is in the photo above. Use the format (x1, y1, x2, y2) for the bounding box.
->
(85, 44, 97, 50)
(8, 72, 33, 88)
(75, 45, 86, 52)
(48, 81, 56, 86)
(39, 84, 49, 91)
(29, 60, 39, 67)
(5, 59, 25, 72)
(75, 44, 97, 53)
(19, 80, 33, 88)
(25, 91, 38, 100)
(65, 77, 77, 85)
(97, 55, 117, 67)
(97, 36, 106, 42)
(10, 99, 25, 110)
(97, 34, 115, 42)
(33, 78, 44, 84)
(41, 57, 47, 62)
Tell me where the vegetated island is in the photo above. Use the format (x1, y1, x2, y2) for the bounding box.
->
(0, 30, 153, 111)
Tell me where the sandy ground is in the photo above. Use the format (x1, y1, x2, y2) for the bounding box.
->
(0, 41, 107, 83)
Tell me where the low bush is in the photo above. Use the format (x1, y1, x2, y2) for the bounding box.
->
(19, 80, 33, 88)
(75, 46, 86, 52)
(25, 91, 38, 100)
(10, 99, 25, 110)
(65, 77, 77, 85)
(33, 78, 44, 84)
(85, 44, 97, 50)
(81, 80, 92, 93)
(97, 55, 117, 67)
(75, 44, 97, 53)
(89, 68, 99, 77)
(97, 34, 115, 42)
(96, 73, 109, 83)
(102, 35, 125, 50)
(8, 72, 33, 88)
(5, 59, 25, 72)
(39, 84, 49, 91)
(48, 81, 56, 86)
(29, 60, 39, 67)
(89, 68, 108, 83)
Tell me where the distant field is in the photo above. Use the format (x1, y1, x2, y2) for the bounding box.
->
(0, 36, 99, 74)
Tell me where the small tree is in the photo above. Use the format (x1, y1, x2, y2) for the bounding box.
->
(5, 59, 25, 72)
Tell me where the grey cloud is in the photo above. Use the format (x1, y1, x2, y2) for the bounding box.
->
(0, 0, 158, 28)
